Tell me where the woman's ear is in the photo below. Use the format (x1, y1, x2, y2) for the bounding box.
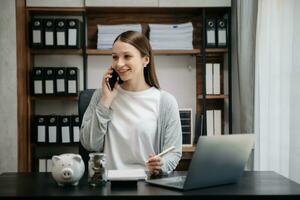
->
(143, 56, 150, 66)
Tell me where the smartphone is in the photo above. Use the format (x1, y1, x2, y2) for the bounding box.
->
(107, 69, 123, 90)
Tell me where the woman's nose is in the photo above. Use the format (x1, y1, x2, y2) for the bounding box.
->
(116, 58, 125, 68)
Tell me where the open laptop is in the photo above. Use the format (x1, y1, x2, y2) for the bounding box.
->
(145, 134, 255, 191)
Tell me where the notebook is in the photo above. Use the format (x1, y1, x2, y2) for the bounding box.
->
(145, 134, 255, 190)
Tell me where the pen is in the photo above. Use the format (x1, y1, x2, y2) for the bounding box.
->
(145, 146, 175, 163)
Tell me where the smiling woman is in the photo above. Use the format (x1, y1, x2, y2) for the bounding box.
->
(80, 31, 182, 176)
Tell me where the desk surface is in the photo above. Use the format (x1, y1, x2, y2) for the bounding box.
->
(0, 171, 300, 199)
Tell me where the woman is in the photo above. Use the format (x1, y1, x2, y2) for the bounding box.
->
(80, 31, 182, 175)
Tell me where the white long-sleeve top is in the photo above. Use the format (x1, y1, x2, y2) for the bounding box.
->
(80, 88, 182, 174)
(105, 87, 160, 170)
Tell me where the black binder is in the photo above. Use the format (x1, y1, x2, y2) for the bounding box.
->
(205, 17, 217, 48)
(67, 19, 80, 48)
(55, 19, 67, 48)
(71, 115, 80, 143)
(30, 18, 43, 48)
(59, 116, 71, 143)
(31, 67, 45, 96)
(33, 115, 47, 143)
(43, 19, 55, 48)
(66, 67, 79, 96)
(47, 115, 58, 144)
(55, 67, 66, 96)
(217, 17, 228, 47)
(44, 68, 55, 95)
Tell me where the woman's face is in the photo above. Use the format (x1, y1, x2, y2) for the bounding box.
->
(112, 40, 148, 83)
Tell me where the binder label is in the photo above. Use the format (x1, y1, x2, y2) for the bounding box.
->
(57, 32, 66, 46)
(37, 125, 46, 142)
(34, 80, 43, 94)
(68, 80, 77, 93)
(48, 126, 57, 143)
(45, 31, 54, 46)
(62, 127, 70, 143)
(33, 30, 41, 44)
(56, 79, 65, 92)
(73, 127, 80, 142)
(68, 29, 77, 46)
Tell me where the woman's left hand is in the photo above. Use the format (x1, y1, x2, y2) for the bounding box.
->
(146, 154, 163, 176)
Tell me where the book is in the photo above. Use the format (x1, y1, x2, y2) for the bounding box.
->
(107, 169, 147, 181)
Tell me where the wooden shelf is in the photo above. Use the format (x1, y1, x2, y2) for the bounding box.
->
(31, 96, 79, 101)
(198, 95, 228, 100)
(86, 49, 201, 55)
(30, 49, 83, 55)
(205, 48, 228, 53)
(182, 145, 196, 152)
(27, 7, 85, 13)
(31, 143, 79, 148)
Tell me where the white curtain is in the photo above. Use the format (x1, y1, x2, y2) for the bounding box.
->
(254, 0, 300, 182)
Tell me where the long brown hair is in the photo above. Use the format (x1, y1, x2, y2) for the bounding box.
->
(113, 31, 160, 89)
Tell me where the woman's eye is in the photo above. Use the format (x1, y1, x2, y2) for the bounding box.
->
(112, 56, 118, 60)
(124, 55, 131, 59)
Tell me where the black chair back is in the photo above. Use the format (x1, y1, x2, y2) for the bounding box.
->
(78, 89, 95, 171)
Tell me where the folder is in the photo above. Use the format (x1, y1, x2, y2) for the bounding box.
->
(43, 19, 55, 48)
(30, 18, 43, 48)
(214, 110, 222, 135)
(47, 159, 53, 172)
(205, 17, 217, 48)
(217, 17, 227, 47)
(206, 63, 213, 95)
(71, 115, 80, 143)
(34, 115, 47, 143)
(67, 19, 80, 48)
(66, 67, 79, 95)
(55, 19, 67, 48)
(47, 115, 58, 143)
(55, 67, 66, 96)
(213, 63, 221, 94)
(31, 67, 45, 96)
(206, 110, 214, 136)
(39, 159, 47, 172)
(59, 116, 71, 143)
(44, 68, 55, 95)
(194, 112, 203, 144)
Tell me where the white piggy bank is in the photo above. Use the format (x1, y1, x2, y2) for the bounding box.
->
(51, 153, 85, 186)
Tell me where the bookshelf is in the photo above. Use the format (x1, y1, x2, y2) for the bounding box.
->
(17, 2, 231, 172)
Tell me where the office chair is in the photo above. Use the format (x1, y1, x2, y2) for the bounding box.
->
(78, 89, 96, 171)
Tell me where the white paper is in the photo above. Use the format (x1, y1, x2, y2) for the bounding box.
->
(73, 126, 79, 142)
(34, 80, 42, 94)
(56, 32, 66, 46)
(56, 79, 65, 92)
(207, 30, 215, 45)
(214, 110, 222, 135)
(68, 29, 77, 46)
(107, 169, 147, 181)
(48, 126, 57, 143)
(218, 30, 226, 45)
(45, 80, 54, 94)
(61, 127, 70, 143)
(45, 31, 54, 46)
(33, 30, 41, 44)
(206, 63, 213, 94)
(37, 125, 46, 142)
(213, 63, 220, 94)
(68, 80, 77, 94)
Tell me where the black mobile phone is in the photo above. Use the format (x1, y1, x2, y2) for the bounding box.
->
(108, 69, 123, 90)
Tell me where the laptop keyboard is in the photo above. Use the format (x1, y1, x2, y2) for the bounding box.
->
(160, 176, 186, 187)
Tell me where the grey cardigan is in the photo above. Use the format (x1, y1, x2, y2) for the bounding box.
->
(80, 89, 182, 173)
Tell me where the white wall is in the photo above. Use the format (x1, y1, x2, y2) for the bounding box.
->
(0, 0, 17, 173)
(289, 0, 300, 183)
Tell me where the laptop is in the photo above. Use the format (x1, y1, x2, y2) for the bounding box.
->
(145, 134, 255, 191)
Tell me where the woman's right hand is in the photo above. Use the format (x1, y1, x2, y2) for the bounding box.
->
(100, 66, 120, 108)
